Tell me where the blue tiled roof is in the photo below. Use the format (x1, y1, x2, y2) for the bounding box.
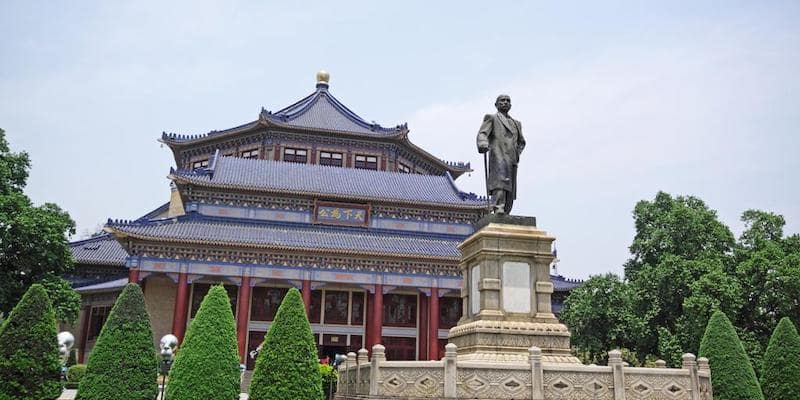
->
(74, 278, 128, 293)
(264, 85, 404, 135)
(69, 234, 128, 266)
(106, 214, 463, 259)
(552, 274, 584, 291)
(171, 156, 487, 208)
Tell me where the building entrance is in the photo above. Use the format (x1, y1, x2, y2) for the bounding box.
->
(319, 345, 348, 364)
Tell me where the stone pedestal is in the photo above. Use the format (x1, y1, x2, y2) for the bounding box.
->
(448, 215, 580, 363)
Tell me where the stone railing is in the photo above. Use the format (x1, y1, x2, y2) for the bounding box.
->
(336, 344, 712, 400)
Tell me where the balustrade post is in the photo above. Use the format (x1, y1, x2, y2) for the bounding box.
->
(369, 345, 385, 396)
(609, 349, 626, 400)
(444, 343, 458, 398)
(529, 346, 544, 400)
(683, 353, 701, 400)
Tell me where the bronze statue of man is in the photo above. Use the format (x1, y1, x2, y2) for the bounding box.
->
(477, 95, 526, 214)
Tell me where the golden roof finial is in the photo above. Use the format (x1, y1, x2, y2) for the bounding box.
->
(316, 70, 330, 85)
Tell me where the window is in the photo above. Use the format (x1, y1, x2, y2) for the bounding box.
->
(88, 306, 112, 340)
(397, 162, 412, 174)
(192, 159, 209, 169)
(319, 151, 343, 167)
(250, 287, 288, 321)
(324, 291, 350, 324)
(241, 148, 260, 159)
(383, 294, 417, 327)
(439, 297, 462, 329)
(283, 148, 308, 163)
(351, 292, 364, 325)
(354, 155, 378, 170)
(309, 290, 322, 323)
(191, 284, 237, 318)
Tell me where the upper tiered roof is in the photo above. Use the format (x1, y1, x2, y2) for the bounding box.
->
(170, 154, 487, 208)
(160, 71, 471, 177)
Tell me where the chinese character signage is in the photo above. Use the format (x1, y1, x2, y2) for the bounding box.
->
(314, 201, 370, 227)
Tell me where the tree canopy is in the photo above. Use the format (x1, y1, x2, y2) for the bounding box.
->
(0, 284, 62, 400)
(0, 128, 76, 315)
(76, 283, 158, 400)
(563, 191, 800, 369)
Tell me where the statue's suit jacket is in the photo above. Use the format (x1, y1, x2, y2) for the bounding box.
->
(476, 112, 525, 196)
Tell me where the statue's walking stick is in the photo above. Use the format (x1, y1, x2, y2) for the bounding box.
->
(483, 152, 491, 209)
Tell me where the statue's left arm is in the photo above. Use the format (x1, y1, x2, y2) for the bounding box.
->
(516, 120, 526, 158)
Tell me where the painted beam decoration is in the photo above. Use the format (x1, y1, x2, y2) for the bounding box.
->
(314, 200, 370, 227)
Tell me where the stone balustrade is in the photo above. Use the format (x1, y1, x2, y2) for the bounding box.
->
(336, 344, 712, 400)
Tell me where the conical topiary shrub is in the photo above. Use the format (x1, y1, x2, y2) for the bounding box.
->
(76, 283, 158, 400)
(699, 310, 764, 400)
(249, 287, 322, 400)
(0, 284, 62, 400)
(760, 317, 800, 400)
(166, 284, 240, 400)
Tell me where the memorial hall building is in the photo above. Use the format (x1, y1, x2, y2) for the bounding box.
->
(67, 72, 581, 368)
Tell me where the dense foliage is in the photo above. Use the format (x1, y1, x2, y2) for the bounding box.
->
(562, 192, 800, 368)
(0, 128, 76, 315)
(320, 363, 338, 400)
(249, 287, 322, 400)
(699, 311, 763, 400)
(40, 275, 81, 324)
(759, 317, 800, 400)
(166, 285, 240, 400)
(0, 284, 62, 400)
(76, 284, 158, 400)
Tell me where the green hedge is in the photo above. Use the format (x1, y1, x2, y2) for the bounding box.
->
(166, 285, 240, 400)
(760, 317, 800, 400)
(249, 287, 322, 400)
(699, 310, 763, 400)
(320, 363, 338, 400)
(76, 283, 158, 400)
(0, 284, 62, 400)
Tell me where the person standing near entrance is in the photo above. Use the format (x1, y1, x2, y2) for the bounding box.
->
(477, 94, 526, 214)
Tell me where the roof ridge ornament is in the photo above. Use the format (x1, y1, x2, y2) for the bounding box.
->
(316, 69, 330, 90)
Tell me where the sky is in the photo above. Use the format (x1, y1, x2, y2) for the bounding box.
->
(1, 1, 798, 279)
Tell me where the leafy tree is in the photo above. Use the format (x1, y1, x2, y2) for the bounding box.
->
(76, 284, 158, 400)
(733, 210, 800, 364)
(40, 275, 81, 325)
(0, 284, 62, 400)
(624, 191, 734, 281)
(166, 285, 240, 400)
(760, 317, 800, 400)
(0, 128, 76, 315)
(249, 287, 322, 400)
(699, 311, 763, 400)
(561, 273, 646, 363)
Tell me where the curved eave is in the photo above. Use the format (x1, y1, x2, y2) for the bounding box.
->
(105, 225, 459, 262)
(160, 116, 407, 149)
(400, 137, 472, 179)
(169, 174, 488, 210)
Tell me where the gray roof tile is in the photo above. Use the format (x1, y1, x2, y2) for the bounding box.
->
(69, 234, 127, 266)
(173, 156, 487, 207)
(107, 216, 462, 259)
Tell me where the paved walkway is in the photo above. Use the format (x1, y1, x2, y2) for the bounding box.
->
(60, 389, 249, 399)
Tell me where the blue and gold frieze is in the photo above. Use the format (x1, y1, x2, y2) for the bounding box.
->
(133, 257, 461, 290)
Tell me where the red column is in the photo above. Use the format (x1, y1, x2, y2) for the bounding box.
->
(128, 268, 140, 284)
(370, 284, 383, 350)
(302, 279, 312, 316)
(428, 287, 440, 360)
(418, 292, 428, 360)
(366, 292, 375, 351)
(77, 305, 91, 363)
(172, 272, 190, 344)
(273, 144, 281, 160)
(236, 276, 252, 363)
